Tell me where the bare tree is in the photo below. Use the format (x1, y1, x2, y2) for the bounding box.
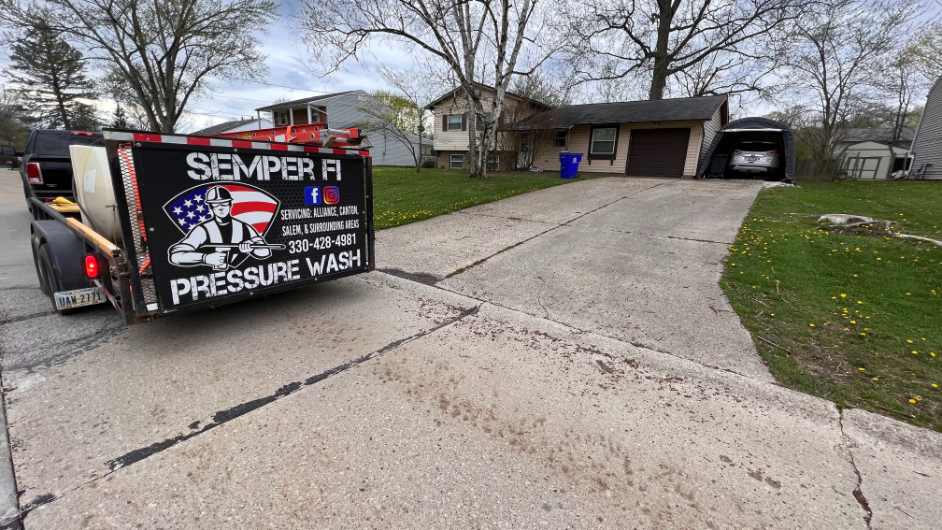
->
(354, 67, 436, 172)
(298, 0, 557, 177)
(779, 0, 919, 158)
(908, 21, 942, 81)
(568, 0, 800, 100)
(2, 0, 277, 133)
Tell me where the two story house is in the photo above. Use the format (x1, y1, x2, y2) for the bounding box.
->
(426, 84, 552, 171)
(252, 91, 432, 167)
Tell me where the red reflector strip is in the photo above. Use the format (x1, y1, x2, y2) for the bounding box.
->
(303, 146, 321, 153)
(232, 140, 252, 149)
(133, 133, 162, 142)
(187, 137, 211, 146)
(358, 150, 370, 157)
(332, 149, 347, 155)
(269, 143, 288, 151)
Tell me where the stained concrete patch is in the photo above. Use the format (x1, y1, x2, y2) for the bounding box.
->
(0, 306, 122, 371)
(3, 273, 477, 508)
(25, 302, 862, 529)
(441, 226, 772, 380)
(566, 179, 765, 244)
(376, 212, 551, 279)
(841, 408, 942, 530)
(0, 288, 50, 324)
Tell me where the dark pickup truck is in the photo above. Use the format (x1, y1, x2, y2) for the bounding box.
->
(20, 129, 102, 208)
(1, 145, 20, 169)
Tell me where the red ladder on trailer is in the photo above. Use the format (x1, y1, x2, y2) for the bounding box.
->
(206, 123, 367, 150)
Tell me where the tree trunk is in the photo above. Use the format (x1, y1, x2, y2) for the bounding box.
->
(648, 4, 674, 101)
(649, 60, 670, 101)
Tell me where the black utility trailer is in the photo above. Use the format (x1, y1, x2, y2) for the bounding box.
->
(30, 129, 374, 324)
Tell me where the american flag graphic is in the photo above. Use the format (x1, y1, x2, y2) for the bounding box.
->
(164, 183, 280, 235)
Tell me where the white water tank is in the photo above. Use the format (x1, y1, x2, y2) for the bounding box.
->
(70, 146, 123, 245)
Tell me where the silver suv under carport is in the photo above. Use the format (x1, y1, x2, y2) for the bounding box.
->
(730, 141, 779, 174)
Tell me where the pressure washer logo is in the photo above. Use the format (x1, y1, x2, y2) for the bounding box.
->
(163, 183, 285, 271)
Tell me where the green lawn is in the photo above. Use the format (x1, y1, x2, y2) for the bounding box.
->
(721, 181, 942, 431)
(372, 167, 594, 230)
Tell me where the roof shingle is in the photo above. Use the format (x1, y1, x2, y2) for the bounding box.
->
(515, 95, 727, 129)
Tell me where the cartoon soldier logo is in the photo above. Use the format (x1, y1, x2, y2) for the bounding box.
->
(165, 183, 283, 271)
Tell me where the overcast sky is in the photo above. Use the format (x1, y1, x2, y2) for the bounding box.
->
(1, 0, 939, 132)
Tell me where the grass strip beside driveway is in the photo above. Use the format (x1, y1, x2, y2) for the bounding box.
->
(721, 181, 941, 431)
(372, 167, 597, 230)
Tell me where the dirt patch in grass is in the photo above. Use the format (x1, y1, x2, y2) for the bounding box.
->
(721, 181, 942, 431)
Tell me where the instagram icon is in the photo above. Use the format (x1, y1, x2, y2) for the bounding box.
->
(323, 186, 340, 205)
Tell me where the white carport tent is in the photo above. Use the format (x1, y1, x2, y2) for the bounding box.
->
(840, 141, 913, 180)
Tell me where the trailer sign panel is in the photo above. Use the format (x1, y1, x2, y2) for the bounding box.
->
(130, 143, 370, 311)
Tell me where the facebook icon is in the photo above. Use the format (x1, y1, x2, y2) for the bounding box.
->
(304, 186, 322, 206)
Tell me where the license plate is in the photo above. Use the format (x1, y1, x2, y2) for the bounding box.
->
(54, 287, 105, 310)
(746, 156, 758, 162)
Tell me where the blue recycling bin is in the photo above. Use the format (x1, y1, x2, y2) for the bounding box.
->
(559, 152, 583, 179)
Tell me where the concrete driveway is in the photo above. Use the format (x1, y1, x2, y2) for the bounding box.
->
(0, 170, 939, 529)
(381, 178, 772, 380)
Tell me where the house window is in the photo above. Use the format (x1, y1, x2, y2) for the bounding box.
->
(590, 127, 617, 155)
(447, 115, 463, 131)
(486, 156, 499, 171)
(554, 129, 568, 148)
(277, 111, 288, 126)
(450, 154, 465, 169)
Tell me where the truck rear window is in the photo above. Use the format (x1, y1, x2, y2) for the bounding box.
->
(33, 133, 101, 155)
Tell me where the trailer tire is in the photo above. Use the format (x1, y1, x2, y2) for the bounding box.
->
(38, 244, 80, 316)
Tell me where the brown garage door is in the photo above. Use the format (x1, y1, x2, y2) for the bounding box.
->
(625, 128, 691, 177)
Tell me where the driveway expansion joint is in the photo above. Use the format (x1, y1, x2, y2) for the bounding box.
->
(444, 192, 638, 281)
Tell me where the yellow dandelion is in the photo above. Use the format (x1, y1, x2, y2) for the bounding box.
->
(913, 351, 918, 355)
(809, 323, 815, 327)
(850, 320, 856, 324)
(840, 294, 847, 298)
(872, 377, 879, 381)
(858, 367, 866, 371)
(909, 399, 917, 404)
(933, 384, 939, 389)
(908, 340, 914, 343)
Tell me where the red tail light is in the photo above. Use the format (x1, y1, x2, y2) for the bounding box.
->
(71, 131, 96, 136)
(766, 151, 778, 156)
(733, 150, 743, 155)
(84, 254, 99, 278)
(26, 162, 43, 184)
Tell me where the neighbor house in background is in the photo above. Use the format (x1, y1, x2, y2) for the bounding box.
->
(831, 127, 916, 158)
(515, 95, 729, 177)
(193, 117, 273, 136)
(426, 84, 552, 171)
(910, 76, 942, 180)
(252, 91, 432, 167)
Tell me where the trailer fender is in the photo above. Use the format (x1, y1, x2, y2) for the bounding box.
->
(30, 220, 90, 292)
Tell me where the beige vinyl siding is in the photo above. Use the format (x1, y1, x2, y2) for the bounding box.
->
(699, 107, 724, 167)
(531, 121, 705, 176)
(432, 94, 496, 152)
(431, 89, 539, 153)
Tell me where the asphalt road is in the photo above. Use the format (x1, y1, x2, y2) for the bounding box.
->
(0, 168, 939, 529)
